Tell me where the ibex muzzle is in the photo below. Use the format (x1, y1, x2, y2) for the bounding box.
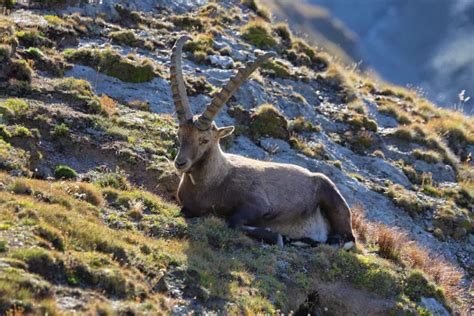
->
(169, 36, 355, 247)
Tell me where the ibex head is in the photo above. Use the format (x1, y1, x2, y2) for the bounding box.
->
(170, 36, 275, 172)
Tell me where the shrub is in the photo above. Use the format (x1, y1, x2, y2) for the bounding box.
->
(9, 59, 33, 82)
(241, 20, 277, 49)
(44, 15, 67, 26)
(412, 149, 442, 164)
(274, 23, 292, 44)
(0, 98, 28, 118)
(51, 123, 69, 137)
(35, 224, 65, 251)
(54, 165, 77, 180)
(318, 65, 356, 102)
(288, 117, 321, 133)
(377, 99, 412, 125)
(99, 95, 117, 116)
(405, 270, 444, 302)
(126, 100, 150, 112)
(0, 44, 11, 62)
(262, 60, 291, 78)
(170, 15, 204, 31)
(250, 104, 288, 139)
(289, 137, 326, 159)
(54, 77, 103, 114)
(12, 125, 33, 138)
(64, 48, 156, 83)
(11, 248, 62, 280)
(15, 29, 50, 48)
(108, 30, 152, 50)
(386, 184, 430, 216)
(241, 0, 271, 20)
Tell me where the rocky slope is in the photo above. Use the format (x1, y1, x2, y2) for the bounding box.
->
(0, 0, 472, 314)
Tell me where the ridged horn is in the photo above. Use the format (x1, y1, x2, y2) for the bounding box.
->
(170, 35, 193, 124)
(195, 52, 276, 130)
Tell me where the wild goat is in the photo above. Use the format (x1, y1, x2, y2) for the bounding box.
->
(170, 36, 355, 248)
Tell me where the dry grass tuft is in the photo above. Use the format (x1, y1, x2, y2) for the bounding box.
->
(351, 205, 464, 306)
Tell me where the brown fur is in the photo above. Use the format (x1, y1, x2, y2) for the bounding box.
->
(175, 121, 355, 242)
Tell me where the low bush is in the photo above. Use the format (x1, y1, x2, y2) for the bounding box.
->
(54, 165, 77, 180)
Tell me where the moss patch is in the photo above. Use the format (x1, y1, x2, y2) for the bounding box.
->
(64, 48, 157, 83)
(249, 104, 289, 139)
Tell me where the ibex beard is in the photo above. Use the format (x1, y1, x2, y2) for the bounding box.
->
(170, 36, 355, 248)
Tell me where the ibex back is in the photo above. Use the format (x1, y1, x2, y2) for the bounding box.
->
(170, 36, 355, 247)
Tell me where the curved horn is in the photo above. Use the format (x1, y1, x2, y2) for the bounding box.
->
(170, 35, 193, 123)
(195, 52, 276, 130)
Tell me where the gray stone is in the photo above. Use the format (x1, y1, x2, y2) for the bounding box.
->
(420, 297, 450, 316)
(260, 138, 291, 154)
(208, 55, 234, 69)
(413, 160, 456, 183)
(469, 234, 474, 245)
(228, 136, 269, 160)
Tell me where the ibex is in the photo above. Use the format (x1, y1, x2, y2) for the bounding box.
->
(170, 36, 355, 248)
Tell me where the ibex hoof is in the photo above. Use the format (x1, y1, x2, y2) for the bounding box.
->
(277, 234, 284, 250)
(343, 241, 355, 251)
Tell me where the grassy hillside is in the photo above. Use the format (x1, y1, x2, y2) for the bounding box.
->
(0, 0, 472, 314)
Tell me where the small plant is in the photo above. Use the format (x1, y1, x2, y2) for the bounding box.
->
(289, 137, 326, 159)
(108, 29, 153, 50)
(261, 60, 291, 78)
(288, 117, 321, 133)
(273, 23, 292, 44)
(318, 64, 356, 102)
(386, 184, 430, 216)
(44, 15, 67, 25)
(9, 59, 34, 82)
(0, 44, 12, 62)
(241, 19, 277, 49)
(52, 123, 69, 137)
(377, 99, 411, 125)
(127, 100, 150, 112)
(99, 95, 117, 116)
(412, 148, 442, 164)
(372, 150, 385, 159)
(15, 29, 50, 48)
(0, 98, 28, 118)
(249, 104, 288, 139)
(54, 165, 77, 180)
(241, 0, 271, 20)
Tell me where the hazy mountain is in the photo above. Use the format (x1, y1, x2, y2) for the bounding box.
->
(268, 0, 474, 114)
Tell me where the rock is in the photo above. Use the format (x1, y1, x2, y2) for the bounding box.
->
(420, 297, 450, 316)
(413, 160, 456, 183)
(184, 284, 210, 301)
(453, 227, 467, 240)
(433, 228, 445, 241)
(424, 220, 435, 232)
(228, 136, 269, 160)
(208, 55, 234, 69)
(260, 137, 291, 154)
(232, 49, 249, 62)
(469, 234, 474, 245)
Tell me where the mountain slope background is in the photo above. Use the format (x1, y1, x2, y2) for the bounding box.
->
(264, 0, 474, 115)
(0, 0, 472, 314)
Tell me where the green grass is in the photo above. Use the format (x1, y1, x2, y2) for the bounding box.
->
(241, 19, 277, 49)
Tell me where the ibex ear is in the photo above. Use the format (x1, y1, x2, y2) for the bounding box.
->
(217, 126, 235, 139)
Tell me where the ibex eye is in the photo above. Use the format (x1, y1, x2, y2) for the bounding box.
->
(200, 139, 209, 145)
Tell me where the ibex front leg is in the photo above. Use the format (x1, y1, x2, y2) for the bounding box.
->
(228, 204, 284, 249)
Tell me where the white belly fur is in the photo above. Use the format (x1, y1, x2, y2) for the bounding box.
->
(268, 207, 329, 242)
